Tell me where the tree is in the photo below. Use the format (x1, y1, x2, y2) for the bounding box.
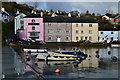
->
(92, 13, 95, 16)
(86, 10, 89, 15)
(50, 9, 54, 14)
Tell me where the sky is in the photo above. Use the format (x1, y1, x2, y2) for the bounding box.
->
(2, 0, 119, 15)
(19, 2, 119, 15)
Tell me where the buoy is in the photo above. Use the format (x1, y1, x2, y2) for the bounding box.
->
(26, 50, 28, 54)
(55, 69, 60, 73)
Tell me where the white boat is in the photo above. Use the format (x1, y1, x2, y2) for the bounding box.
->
(23, 49, 88, 61)
(23, 49, 47, 56)
(111, 44, 120, 47)
(36, 53, 77, 61)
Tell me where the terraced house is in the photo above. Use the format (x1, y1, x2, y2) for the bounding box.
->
(17, 15, 44, 41)
(16, 14, 98, 42)
(72, 18, 98, 42)
(44, 17, 72, 42)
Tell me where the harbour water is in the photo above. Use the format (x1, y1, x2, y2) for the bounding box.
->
(2, 45, 120, 80)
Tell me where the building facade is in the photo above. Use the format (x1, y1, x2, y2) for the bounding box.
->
(1, 8, 9, 23)
(99, 27, 118, 43)
(118, 31, 120, 41)
(44, 17, 72, 42)
(72, 18, 98, 42)
(18, 15, 44, 41)
(14, 13, 26, 34)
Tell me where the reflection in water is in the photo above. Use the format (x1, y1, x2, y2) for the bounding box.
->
(14, 46, 119, 78)
(34, 46, 119, 78)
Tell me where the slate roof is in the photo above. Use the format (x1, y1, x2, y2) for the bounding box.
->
(24, 14, 98, 23)
(99, 26, 120, 31)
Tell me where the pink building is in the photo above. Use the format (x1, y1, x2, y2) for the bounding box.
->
(17, 15, 44, 41)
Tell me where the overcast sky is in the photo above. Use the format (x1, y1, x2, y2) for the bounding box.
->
(19, 2, 119, 15)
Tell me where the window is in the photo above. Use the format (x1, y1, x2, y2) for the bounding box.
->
(102, 38, 104, 40)
(81, 24, 83, 27)
(48, 30, 52, 33)
(76, 24, 78, 27)
(20, 20, 24, 24)
(66, 24, 69, 26)
(111, 32, 114, 34)
(89, 36, 92, 40)
(76, 30, 78, 34)
(48, 23, 51, 26)
(81, 30, 84, 34)
(89, 24, 92, 27)
(66, 36, 69, 41)
(66, 30, 69, 33)
(21, 26, 23, 29)
(98, 36, 100, 40)
(32, 19, 35, 23)
(29, 32, 39, 37)
(85, 37, 87, 40)
(76, 36, 78, 40)
(111, 37, 113, 41)
(81, 36, 83, 40)
(57, 30, 61, 33)
(101, 32, 103, 34)
(48, 36, 52, 40)
(89, 30, 92, 34)
(32, 26, 35, 30)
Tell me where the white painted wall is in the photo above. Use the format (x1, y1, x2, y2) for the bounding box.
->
(99, 31, 118, 43)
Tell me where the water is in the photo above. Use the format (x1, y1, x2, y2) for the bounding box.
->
(34, 46, 119, 79)
(3, 46, 119, 79)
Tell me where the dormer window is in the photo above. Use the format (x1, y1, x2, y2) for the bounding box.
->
(32, 19, 35, 23)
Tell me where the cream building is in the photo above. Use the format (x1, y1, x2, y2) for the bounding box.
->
(72, 19, 98, 42)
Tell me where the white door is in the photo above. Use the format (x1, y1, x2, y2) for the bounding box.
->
(57, 37, 61, 42)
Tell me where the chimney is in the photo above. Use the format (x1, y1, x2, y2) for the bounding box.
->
(16, 10, 19, 15)
(31, 10, 34, 14)
(1, 7, 5, 12)
(34, 11, 36, 14)
(78, 13, 80, 17)
(56, 10, 59, 14)
(68, 13, 71, 17)
(40, 12, 43, 17)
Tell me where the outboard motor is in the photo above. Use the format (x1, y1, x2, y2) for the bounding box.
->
(76, 50, 88, 61)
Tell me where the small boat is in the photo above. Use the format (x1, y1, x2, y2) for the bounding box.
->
(36, 51, 87, 61)
(24, 49, 88, 61)
(111, 44, 120, 47)
(23, 49, 47, 56)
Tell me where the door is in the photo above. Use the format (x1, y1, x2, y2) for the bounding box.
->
(57, 36, 61, 42)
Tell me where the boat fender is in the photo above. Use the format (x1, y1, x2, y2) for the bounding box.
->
(55, 69, 60, 73)
(112, 56, 117, 62)
(28, 50, 31, 54)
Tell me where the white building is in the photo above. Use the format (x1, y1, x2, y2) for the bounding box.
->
(99, 27, 118, 43)
(1, 7, 9, 23)
(14, 13, 26, 34)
